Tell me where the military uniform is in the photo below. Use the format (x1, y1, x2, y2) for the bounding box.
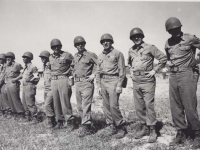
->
(96, 47, 126, 128)
(5, 61, 25, 115)
(165, 33, 200, 131)
(49, 50, 74, 122)
(22, 63, 39, 118)
(0, 64, 11, 114)
(43, 62, 54, 118)
(72, 50, 97, 125)
(128, 42, 167, 126)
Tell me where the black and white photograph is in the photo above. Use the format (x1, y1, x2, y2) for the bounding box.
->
(0, 0, 200, 149)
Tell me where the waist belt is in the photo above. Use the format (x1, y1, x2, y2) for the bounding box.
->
(100, 74, 118, 79)
(75, 77, 86, 82)
(51, 75, 68, 80)
(23, 82, 34, 86)
(133, 71, 149, 76)
(170, 67, 192, 72)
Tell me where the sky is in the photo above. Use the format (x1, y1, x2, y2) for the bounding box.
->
(1, 1, 200, 69)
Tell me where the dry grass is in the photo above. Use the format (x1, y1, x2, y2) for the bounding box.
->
(0, 74, 200, 150)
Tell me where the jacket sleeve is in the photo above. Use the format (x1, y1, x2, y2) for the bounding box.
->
(150, 45, 167, 72)
(117, 52, 126, 87)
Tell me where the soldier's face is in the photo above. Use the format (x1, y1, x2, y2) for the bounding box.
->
(102, 40, 112, 50)
(51, 45, 62, 54)
(6, 57, 13, 65)
(0, 59, 4, 64)
(168, 27, 182, 38)
(131, 35, 143, 46)
(23, 57, 30, 64)
(40, 57, 48, 64)
(75, 42, 85, 53)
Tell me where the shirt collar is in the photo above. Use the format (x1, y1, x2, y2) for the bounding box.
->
(102, 47, 114, 54)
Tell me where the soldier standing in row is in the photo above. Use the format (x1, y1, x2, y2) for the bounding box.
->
(0, 54, 11, 119)
(96, 33, 127, 139)
(71, 36, 98, 137)
(49, 39, 75, 130)
(39, 51, 56, 128)
(21, 52, 40, 123)
(128, 28, 167, 143)
(4, 52, 26, 120)
(165, 17, 200, 148)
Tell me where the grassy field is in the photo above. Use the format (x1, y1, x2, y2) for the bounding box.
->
(1, 74, 200, 150)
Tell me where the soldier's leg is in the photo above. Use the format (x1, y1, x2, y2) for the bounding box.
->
(169, 73, 187, 130)
(51, 80, 62, 121)
(58, 78, 73, 121)
(101, 79, 113, 125)
(133, 83, 146, 125)
(45, 91, 54, 117)
(75, 82, 83, 119)
(6, 84, 17, 114)
(24, 85, 37, 117)
(179, 70, 200, 130)
(7, 83, 24, 114)
(1, 85, 11, 118)
(141, 81, 156, 126)
(80, 81, 94, 125)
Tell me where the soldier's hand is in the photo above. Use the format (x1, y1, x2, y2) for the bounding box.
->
(97, 88, 102, 96)
(116, 87, 122, 94)
(145, 70, 156, 78)
(167, 61, 174, 67)
(11, 79, 16, 83)
(86, 74, 95, 82)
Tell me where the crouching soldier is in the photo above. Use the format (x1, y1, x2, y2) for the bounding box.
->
(128, 28, 167, 143)
(71, 36, 98, 137)
(39, 50, 56, 128)
(21, 52, 40, 124)
(96, 33, 127, 139)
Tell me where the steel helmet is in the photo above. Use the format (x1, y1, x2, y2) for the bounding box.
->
(74, 36, 86, 47)
(50, 39, 62, 48)
(130, 28, 144, 39)
(22, 52, 33, 60)
(100, 33, 114, 44)
(39, 50, 50, 58)
(0, 54, 5, 60)
(165, 17, 182, 31)
(5, 52, 15, 59)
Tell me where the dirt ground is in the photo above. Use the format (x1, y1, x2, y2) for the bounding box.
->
(6, 74, 200, 150)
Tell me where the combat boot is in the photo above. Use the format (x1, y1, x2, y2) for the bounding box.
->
(53, 120, 65, 130)
(169, 129, 186, 146)
(135, 124, 149, 139)
(46, 116, 57, 128)
(67, 119, 76, 131)
(5, 111, 13, 119)
(148, 126, 157, 143)
(192, 130, 200, 149)
(78, 124, 93, 138)
(113, 123, 127, 139)
(97, 124, 117, 138)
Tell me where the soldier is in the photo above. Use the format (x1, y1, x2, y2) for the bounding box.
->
(21, 52, 40, 123)
(49, 39, 75, 130)
(0, 53, 11, 119)
(96, 33, 127, 139)
(165, 17, 200, 148)
(128, 28, 167, 143)
(71, 36, 98, 137)
(39, 50, 56, 128)
(4, 52, 26, 120)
